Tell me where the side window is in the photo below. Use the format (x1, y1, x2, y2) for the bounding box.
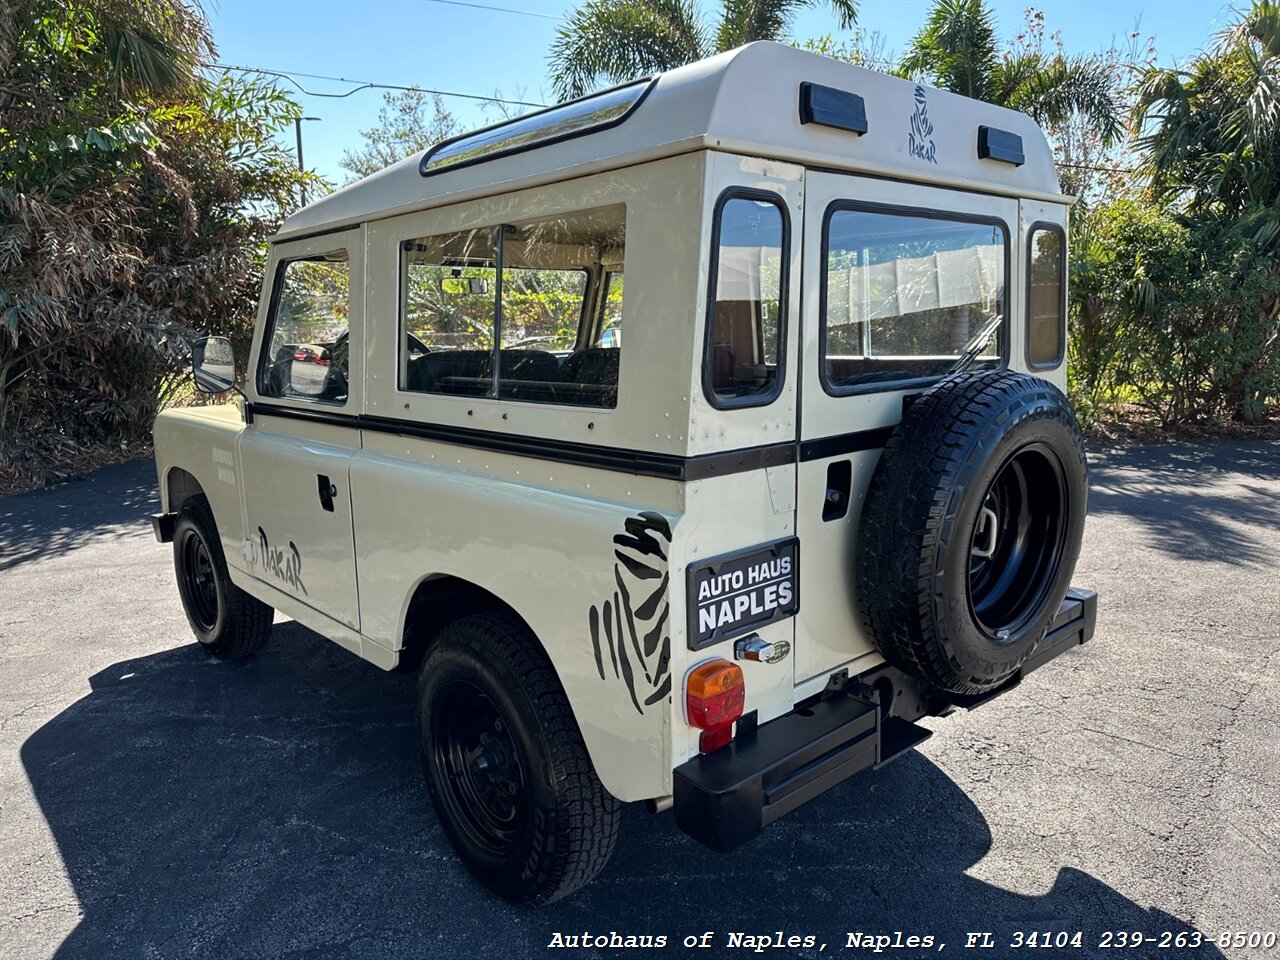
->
(258, 253, 351, 405)
(822, 206, 1007, 392)
(399, 205, 625, 408)
(705, 193, 787, 406)
(1027, 225, 1065, 368)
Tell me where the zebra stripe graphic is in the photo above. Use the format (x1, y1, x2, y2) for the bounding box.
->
(589, 512, 672, 715)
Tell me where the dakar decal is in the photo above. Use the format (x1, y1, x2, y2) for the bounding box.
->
(908, 85, 938, 164)
(588, 512, 672, 715)
(258, 526, 307, 596)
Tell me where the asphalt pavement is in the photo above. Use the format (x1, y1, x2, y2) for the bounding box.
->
(1, 444, 1277, 959)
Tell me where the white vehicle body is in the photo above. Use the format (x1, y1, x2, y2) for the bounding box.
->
(154, 43, 1092, 841)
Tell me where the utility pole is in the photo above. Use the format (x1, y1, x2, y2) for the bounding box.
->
(294, 116, 320, 207)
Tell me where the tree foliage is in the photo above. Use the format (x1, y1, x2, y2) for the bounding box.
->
(0, 0, 307, 486)
(899, 0, 1124, 146)
(547, 0, 858, 100)
(340, 87, 458, 182)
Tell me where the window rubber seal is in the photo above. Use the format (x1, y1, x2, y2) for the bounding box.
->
(701, 186, 792, 412)
(817, 199, 1011, 398)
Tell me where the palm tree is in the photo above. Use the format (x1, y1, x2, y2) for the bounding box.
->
(1132, 0, 1280, 423)
(899, 0, 1123, 144)
(1134, 0, 1280, 234)
(548, 0, 858, 101)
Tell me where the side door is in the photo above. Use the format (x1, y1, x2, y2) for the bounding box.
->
(794, 172, 1019, 685)
(239, 229, 364, 630)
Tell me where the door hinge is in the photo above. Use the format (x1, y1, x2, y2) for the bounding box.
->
(242, 538, 255, 564)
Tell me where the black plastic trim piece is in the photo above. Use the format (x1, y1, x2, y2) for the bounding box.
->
(799, 82, 868, 135)
(150, 512, 177, 544)
(419, 77, 656, 178)
(702, 187, 792, 411)
(673, 584, 1096, 852)
(1025, 221, 1067, 370)
(798, 426, 894, 462)
(978, 125, 1025, 166)
(247, 402, 799, 481)
(818, 199, 1011, 399)
(674, 691, 879, 852)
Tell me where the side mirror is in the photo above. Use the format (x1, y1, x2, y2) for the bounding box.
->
(192, 336, 238, 394)
(440, 276, 489, 296)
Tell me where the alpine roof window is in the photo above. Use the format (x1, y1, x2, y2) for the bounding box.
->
(420, 78, 653, 176)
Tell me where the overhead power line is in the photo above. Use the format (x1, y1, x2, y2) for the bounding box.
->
(421, 0, 563, 20)
(206, 61, 546, 108)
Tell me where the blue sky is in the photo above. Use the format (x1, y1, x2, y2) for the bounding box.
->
(205, 0, 1239, 186)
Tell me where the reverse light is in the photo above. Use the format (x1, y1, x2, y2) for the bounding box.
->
(685, 659, 745, 753)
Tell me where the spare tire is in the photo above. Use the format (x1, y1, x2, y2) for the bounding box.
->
(856, 370, 1088, 695)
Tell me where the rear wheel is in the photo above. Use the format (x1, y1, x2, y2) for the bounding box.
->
(173, 497, 273, 659)
(417, 613, 619, 905)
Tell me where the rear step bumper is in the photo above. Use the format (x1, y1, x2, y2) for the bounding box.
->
(672, 586, 1097, 852)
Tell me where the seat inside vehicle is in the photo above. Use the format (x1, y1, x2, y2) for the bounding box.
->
(405, 347, 619, 407)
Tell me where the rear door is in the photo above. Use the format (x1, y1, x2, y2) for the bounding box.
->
(794, 172, 1019, 685)
(239, 229, 364, 630)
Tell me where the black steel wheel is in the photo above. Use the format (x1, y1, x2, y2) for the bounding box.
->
(429, 679, 528, 857)
(172, 495, 273, 659)
(857, 371, 1088, 695)
(967, 444, 1069, 638)
(178, 527, 219, 632)
(417, 613, 619, 905)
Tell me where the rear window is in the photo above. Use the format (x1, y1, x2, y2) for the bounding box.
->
(398, 205, 625, 408)
(1027, 225, 1065, 368)
(822, 205, 1007, 393)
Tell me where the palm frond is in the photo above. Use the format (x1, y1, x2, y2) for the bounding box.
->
(1010, 54, 1125, 145)
(715, 0, 857, 51)
(548, 0, 708, 101)
(899, 0, 998, 100)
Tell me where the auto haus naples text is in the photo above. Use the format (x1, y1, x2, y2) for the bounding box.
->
(692, 542, 798, 646)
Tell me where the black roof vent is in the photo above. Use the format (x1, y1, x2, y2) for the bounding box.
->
(977, 125, 1024, 166)
(799, 82, 868, 136)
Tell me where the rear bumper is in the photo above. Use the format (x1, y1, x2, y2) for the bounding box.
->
(673, 587, 1097, 852)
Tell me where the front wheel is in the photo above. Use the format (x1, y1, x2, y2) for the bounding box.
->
(417, 613, 620, 905)
(173, 496, 273, 659)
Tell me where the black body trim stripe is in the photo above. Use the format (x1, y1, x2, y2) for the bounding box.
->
(248, 402, 888, 479)
(798, 427, 895, 462)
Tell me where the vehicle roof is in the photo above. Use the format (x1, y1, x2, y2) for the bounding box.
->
(276, 41, 1065, 242)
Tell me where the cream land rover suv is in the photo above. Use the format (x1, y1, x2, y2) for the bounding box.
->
(152, 42, 1097, 905)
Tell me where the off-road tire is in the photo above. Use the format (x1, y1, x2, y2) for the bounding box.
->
(173, 496, 273, 659)
(417, 613, 620, 905)
(857, 371, 1088, 695)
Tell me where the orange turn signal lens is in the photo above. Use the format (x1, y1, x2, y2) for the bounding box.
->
(685, 659, 745, 731)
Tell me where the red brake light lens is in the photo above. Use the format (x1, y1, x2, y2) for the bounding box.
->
(685, 659, 745, 731)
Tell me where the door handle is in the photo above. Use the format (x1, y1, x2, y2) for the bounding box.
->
(317, 474, 337, 512)
(823, 459, 852, 522)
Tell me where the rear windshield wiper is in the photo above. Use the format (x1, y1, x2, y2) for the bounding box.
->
(946, 313, 1004, 376)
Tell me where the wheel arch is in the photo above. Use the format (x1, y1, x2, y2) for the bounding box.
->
(397, 573, 535, 674)
(164, 466, 207, 514)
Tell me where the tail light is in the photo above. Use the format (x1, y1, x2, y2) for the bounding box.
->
(685, 659, 744, 753)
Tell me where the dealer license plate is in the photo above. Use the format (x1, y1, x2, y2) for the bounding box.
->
(686, 538, 799, 650)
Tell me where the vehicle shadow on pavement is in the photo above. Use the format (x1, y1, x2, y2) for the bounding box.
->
(23, 625, 1224, 960)
(0, 459, 158, 573)
(1087, 441, 1280, 565)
